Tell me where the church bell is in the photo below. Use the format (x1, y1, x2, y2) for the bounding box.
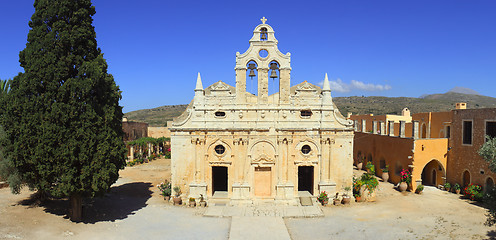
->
(248, 63, 256, 78)
(269, 62, 279, 79)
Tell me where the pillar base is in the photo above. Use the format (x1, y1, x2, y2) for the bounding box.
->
(276, 183, 295, 200)
(318, 182, 337, 196)
(189, 182, 207, 199)
(232, 183, 250, 200)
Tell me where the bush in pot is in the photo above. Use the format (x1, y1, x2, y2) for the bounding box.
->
(381, 165, 389, 182)
(189, 197, 196, 207)
(157, 180, 171, 201)
(415, 184, 424, 194)
(317, 191, 329, 206)
(173, 186, 182, 205)
(453, 183, 461, 194)
(444, 182, 451, 192)
(341, 187, 351, 204)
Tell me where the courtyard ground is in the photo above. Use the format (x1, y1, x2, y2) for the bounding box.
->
(0, 158, 495, 240)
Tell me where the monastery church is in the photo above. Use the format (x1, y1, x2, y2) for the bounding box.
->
(170, 18, 354, 204)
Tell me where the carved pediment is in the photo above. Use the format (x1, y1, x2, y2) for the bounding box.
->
(252, 153, 274, 165)
(292, 81, 321, 97)
(205, 81, 235, 96)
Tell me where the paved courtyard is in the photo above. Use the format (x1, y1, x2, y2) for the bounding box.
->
(0, 158, 495, 239)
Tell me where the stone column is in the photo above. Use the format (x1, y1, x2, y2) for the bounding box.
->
(372, 121, 378, 134)
(129, 145, 134, 161)
(147, 143, 152, 157)
(399, 121, 406, 138)
(361, 120, 367, 132)
(279, 68, 291, 104)
(388, 121, 395, 136)
(412, 121, 420, 139)
(258, 67, 269, 104)
(235, 68, 247, 103)
(380, 121, 386, 135)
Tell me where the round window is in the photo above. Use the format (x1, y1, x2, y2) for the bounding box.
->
(259, 49, 268, 58)
(215, 145, 225, 155)
(301, 145, 311, 154)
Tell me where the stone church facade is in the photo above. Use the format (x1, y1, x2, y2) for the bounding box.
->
(170, 18, 354, 204)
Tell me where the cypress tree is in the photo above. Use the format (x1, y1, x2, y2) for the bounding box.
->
(2, 0, 126, 221)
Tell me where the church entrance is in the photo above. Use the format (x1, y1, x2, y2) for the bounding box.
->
(212, 166, 228, 194)
(298, 166, 314, 194)
(254, 167, 272, 197)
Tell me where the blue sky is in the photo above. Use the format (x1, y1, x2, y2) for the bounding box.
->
(1, 1, 495, 113)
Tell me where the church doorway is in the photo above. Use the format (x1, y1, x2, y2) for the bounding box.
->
(298, 166, 314, 195)
(212, 166, 228, 194)
(254, 167, 272, 197)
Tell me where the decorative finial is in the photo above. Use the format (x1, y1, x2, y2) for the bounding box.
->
(195, 72, 203, 90)
(261, 17, 267, 24)
(323, 73, 331, 91)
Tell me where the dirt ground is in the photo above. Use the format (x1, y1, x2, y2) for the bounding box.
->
(1, 158, 495, 239)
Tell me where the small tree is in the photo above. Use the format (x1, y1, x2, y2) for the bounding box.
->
(1, 0, 126, 222)
(479, 136, 496, 226)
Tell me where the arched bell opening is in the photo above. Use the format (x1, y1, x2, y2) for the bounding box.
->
(246, 61, 258, 95)
(268, 61, 280, 97)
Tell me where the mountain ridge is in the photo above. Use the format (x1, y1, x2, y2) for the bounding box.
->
(125, 92, 496, 127)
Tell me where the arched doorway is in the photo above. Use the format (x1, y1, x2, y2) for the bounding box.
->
(421, 123, 427, 139)
(421, 160, 445, 186)
(486, 177, 494, 192)
(462, 170, 471, 187)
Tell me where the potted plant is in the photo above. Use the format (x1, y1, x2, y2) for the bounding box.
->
(189, 197, 196, 207)
(453, 183, 461, 194)
(173, 186, 182, 205)
(381, 165, 389, 182)
(415, 184, 424, 194)
(444, 182, 451, 192)
(399, 169, 411, 192)
(353, 177, 363, 202)
(341, 187, 351, 204)
(157, 180, 171, 201)
(356, 155, 365, 170)
(317, 191, 329, 206)
(333, 192, 341, 205)
(199, 194, 207, 207)
(366, 161, 375, 175)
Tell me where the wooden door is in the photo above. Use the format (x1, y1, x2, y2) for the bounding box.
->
(254, 167, 271, 197)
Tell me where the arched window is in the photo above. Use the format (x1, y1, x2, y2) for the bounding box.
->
(246, 61, 258, 95)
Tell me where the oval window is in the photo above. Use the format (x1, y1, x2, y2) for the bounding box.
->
(215, 145, 225, 155)
(215, 111, 226, 117)
(301, 145, 311, 154)
(300, 110, 312, 117)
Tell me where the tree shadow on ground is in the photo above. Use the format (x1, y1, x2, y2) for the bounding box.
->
(18, 182, 153, 224)
(486, 230, 496, 240)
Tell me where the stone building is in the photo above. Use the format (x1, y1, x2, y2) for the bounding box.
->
(170, 18, 354, 203)
(447, 108, 496, 189)
(352, 103, 496, 191)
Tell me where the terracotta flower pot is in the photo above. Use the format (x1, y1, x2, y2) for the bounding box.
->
(399, 182, 408, 192)
(164, 196, 170, 202)
(357, 162, 363, 171)
(341, 196, 351, 205)
(455, 189, 461, 194)
(199, 201, 207, 207)
(382, 172, 389, 182)
(189, 201, 196, 207)
(320, 200, 328, 206)
(333, 199, 341, 205)
(355, 196, 362, 202)
(173, 197, 182, 205)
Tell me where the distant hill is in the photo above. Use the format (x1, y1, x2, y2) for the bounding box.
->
(124, 92, 496, 126)
(448, 86, 480, 95)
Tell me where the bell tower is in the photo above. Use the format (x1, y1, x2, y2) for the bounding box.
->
(235, 17, 291, 104)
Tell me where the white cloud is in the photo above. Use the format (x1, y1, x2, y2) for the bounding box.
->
(318, 78, 391, 93)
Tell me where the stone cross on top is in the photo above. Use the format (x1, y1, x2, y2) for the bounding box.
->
(261, 17, 267, 24)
